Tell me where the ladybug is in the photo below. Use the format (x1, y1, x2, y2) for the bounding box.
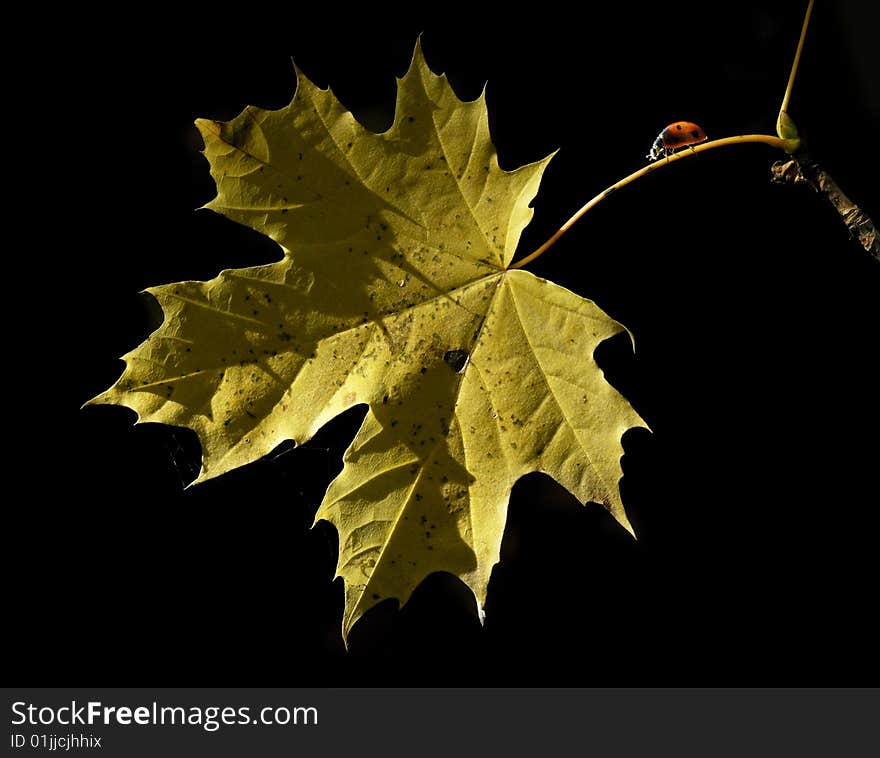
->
(646, 121, 708, 161)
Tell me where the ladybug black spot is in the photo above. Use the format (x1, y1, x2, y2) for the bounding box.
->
(676, 123, 684, 130)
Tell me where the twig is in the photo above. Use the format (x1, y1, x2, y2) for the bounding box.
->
(778, 0, 814, 122)
(510, 134, 796, 270)
(771, 156, 879, 262)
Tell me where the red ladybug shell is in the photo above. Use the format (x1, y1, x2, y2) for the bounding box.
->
(659, 121, 707, 149)
(647, 121, 708, 161)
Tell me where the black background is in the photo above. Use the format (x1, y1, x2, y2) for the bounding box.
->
(14, 1, 878, 685)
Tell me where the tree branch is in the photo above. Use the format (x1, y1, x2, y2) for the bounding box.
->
(771, 156, 879, 262)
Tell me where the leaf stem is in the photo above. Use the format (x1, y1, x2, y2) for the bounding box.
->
(510, 134, 797, 270)
(779, 0, 814, 118)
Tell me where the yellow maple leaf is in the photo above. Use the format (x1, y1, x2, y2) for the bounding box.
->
(88, 41, 647, 640)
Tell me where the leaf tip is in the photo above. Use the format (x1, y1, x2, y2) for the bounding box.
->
(602, 495, 637, 540)
(194, 118, 220, 139)
(610, 507, 637, 540)
(290, 59, 306, 87)
(140, 285, 164, 301)
(621, 323, 637, 353)
(80, 393, 104, 411)
(341, 610, 359, 648)
(309, 513, 327, 532)
(185, 468, 211, 490)
(409, 33, 431, 75)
